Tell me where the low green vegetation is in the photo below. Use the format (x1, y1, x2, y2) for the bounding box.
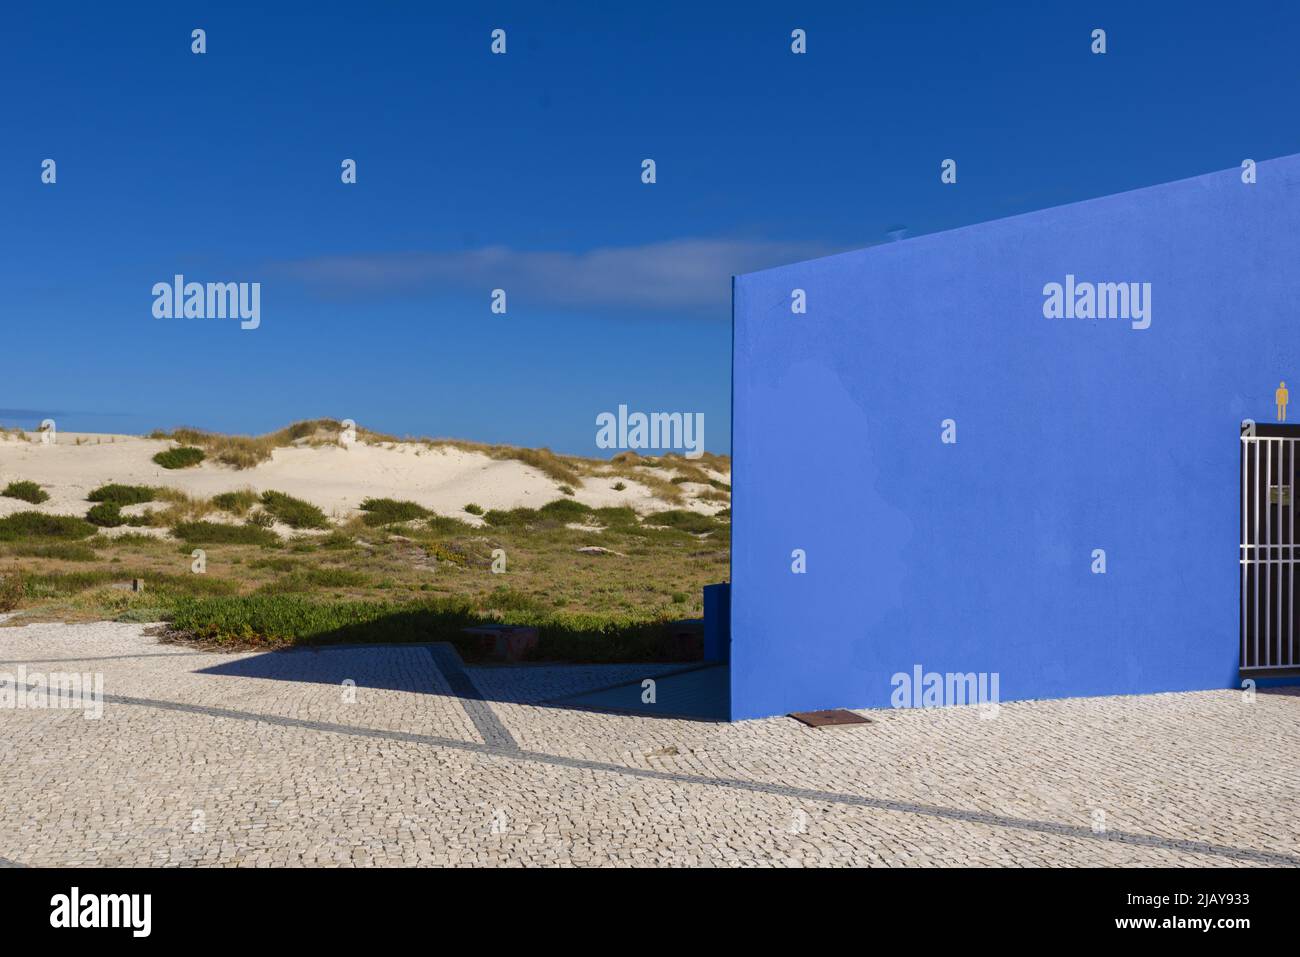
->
(0, 512, 97, 541)
(257, 566, 372, 593)
(427, 514, 473, 534)
(463, 503, 484, 516)
(170, 521, 279, 546)
(9, 542, 99, 562)
(593, 506, 638, 528)
(87, 483, 156, 505)
(211, 489, 260, 515)
(538, 498, 593, 522)
(2, 481, 49, 505)
(259, 490, 329, 529)
(87, 502, 136, 528)
(483, 506, 539, 527)
(153, 446, 205, 469)
(165, 594, 700, 662)
(359, 497, 430, 526)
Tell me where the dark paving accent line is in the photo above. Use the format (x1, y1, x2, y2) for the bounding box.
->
(67, 688, 1299, 867)
(426, 644, 518, 751)
(0, 652, 211, 666)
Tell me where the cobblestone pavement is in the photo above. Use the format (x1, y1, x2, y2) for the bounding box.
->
(2, 618, 1298, 867)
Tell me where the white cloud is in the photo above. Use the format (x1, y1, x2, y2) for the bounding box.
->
(273, 238, 840, 313)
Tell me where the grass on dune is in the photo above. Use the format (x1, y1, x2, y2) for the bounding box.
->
(170, 521, 280, 546)
(87, 483, 156, 505)
(259, 490, 329, 529)
(2, 481, 49, 504)
(152, 446, 205, 469)
(359, 498, 430, 526)
(0, 512, 98, 541)
(86, 501, 147, 528)
(211, 489, 260, 515)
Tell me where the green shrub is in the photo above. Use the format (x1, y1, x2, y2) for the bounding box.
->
(153, 446, 206, 469)
(87, 483, 155, 505)
(612, 481, 627, 491)
(463, 503, 484, 516)
(538, 498, 593, 521)
(211, 489, 260, 515)
(359, 497, 430, 526)
(260, 491, 329, 529)
(0, 512, 97, 541)
(557, 485, 576, 496)
(592, 506, 638, 528)
(170, 521, 278, 546)
(2, 481, 49, 504)
(247, 509, 275, 528)
(483, 507, 539, 527)
(86, 502, 125, 527)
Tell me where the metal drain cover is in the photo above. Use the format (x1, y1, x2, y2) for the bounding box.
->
(789, 709, 871, 728)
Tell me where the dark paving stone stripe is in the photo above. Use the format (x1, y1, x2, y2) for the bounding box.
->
(425, 645, 518, 751)
(0, 652, 210, 666)
(64, 688, 1299, 867)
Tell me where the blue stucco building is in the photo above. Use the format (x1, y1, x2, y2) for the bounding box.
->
(727, 154, 1300, 721)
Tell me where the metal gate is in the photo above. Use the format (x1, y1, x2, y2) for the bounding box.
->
(1241, 423, 1300, 678)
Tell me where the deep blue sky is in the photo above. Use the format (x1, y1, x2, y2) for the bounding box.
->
(3, 1, 1298, 454)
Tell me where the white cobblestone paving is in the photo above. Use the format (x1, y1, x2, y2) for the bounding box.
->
(1, 619, 1297, 867)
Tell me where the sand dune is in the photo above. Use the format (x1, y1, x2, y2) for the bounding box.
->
(0, 431, 729, 526)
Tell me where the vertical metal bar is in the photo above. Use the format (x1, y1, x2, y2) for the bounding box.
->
(1266, 439, 1272, 666)
(1279, 439, 1285, 669)
(1242, 435, 1248, 670)
(1291, 438, 1295, 666)
(1255, 438, 1260, 669)
(1273, 439, 1280, 669)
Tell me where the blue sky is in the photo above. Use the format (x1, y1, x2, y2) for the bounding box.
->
(3, 1, 1298, 454)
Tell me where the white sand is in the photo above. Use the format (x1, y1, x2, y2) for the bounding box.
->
(0, 432, 729, 525)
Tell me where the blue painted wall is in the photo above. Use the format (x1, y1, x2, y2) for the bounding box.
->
(730, 155, 1300, 721)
